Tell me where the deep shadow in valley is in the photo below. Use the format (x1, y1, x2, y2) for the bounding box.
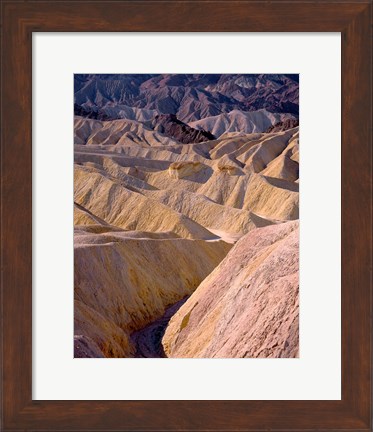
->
(130, 297, 189, 358)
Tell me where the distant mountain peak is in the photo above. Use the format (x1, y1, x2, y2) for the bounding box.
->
(151, 113, 215, 144)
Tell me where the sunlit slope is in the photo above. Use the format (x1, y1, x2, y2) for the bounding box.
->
(74, 115, 299, 358)
(163, 221, 299, 358)
(74, 165, 217, 240)
(75, 233, 231, 357)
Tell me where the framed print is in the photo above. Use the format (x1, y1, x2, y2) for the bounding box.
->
(1, 1, 371, 431)
(33, 33, 341, 402)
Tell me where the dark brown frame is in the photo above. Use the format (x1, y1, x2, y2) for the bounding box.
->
(1, 1, 372, 431)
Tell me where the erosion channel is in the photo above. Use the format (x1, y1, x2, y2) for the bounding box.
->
(130, 297, 189, 358)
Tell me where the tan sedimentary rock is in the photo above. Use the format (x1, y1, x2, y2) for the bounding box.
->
(168, 161, 206, 179)
(190, 109, 294, 137)
(261, 154, 299, 182)
(74, 165, 216, 240)
(74, 235, 231, 357)
(74, 227, 180, 245)
(209, 134, 261, 160)
(74, 116, 180, 147)
(216, 154, 244, 176)
(74, 202, 109, 226)
(241, 174, 299, 220)
(143, 188, 274, 237)
(101, 158, 158, 190)
(238, 129, 297, 172)
(260, 131, 299, 182)
(197, 171, 248, 207)
(75, 301, 132, 357)
(162, 221, 299, 358)
(196, 170, 298, 221)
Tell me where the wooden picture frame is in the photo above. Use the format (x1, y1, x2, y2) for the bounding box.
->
(1, 1, 371, 430)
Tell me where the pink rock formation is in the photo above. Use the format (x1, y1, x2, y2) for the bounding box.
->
(162, 221, 299, 358)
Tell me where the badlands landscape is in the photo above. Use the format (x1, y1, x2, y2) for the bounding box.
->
(74, 74, 299, 358)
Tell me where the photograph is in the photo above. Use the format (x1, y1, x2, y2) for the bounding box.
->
(3, 0, 371, 429)
(73, 74, 300, 358)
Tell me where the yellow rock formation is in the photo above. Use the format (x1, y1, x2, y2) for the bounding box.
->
(75, 235, 231, 357)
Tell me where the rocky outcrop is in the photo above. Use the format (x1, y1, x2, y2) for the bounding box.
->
(168, 161, 206, 179)
(162, 221, 299, 358)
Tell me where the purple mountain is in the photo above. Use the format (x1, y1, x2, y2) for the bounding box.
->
(74, 74, 299, 123)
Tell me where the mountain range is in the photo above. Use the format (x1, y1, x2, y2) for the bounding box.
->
(74, 74, 298, 127)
